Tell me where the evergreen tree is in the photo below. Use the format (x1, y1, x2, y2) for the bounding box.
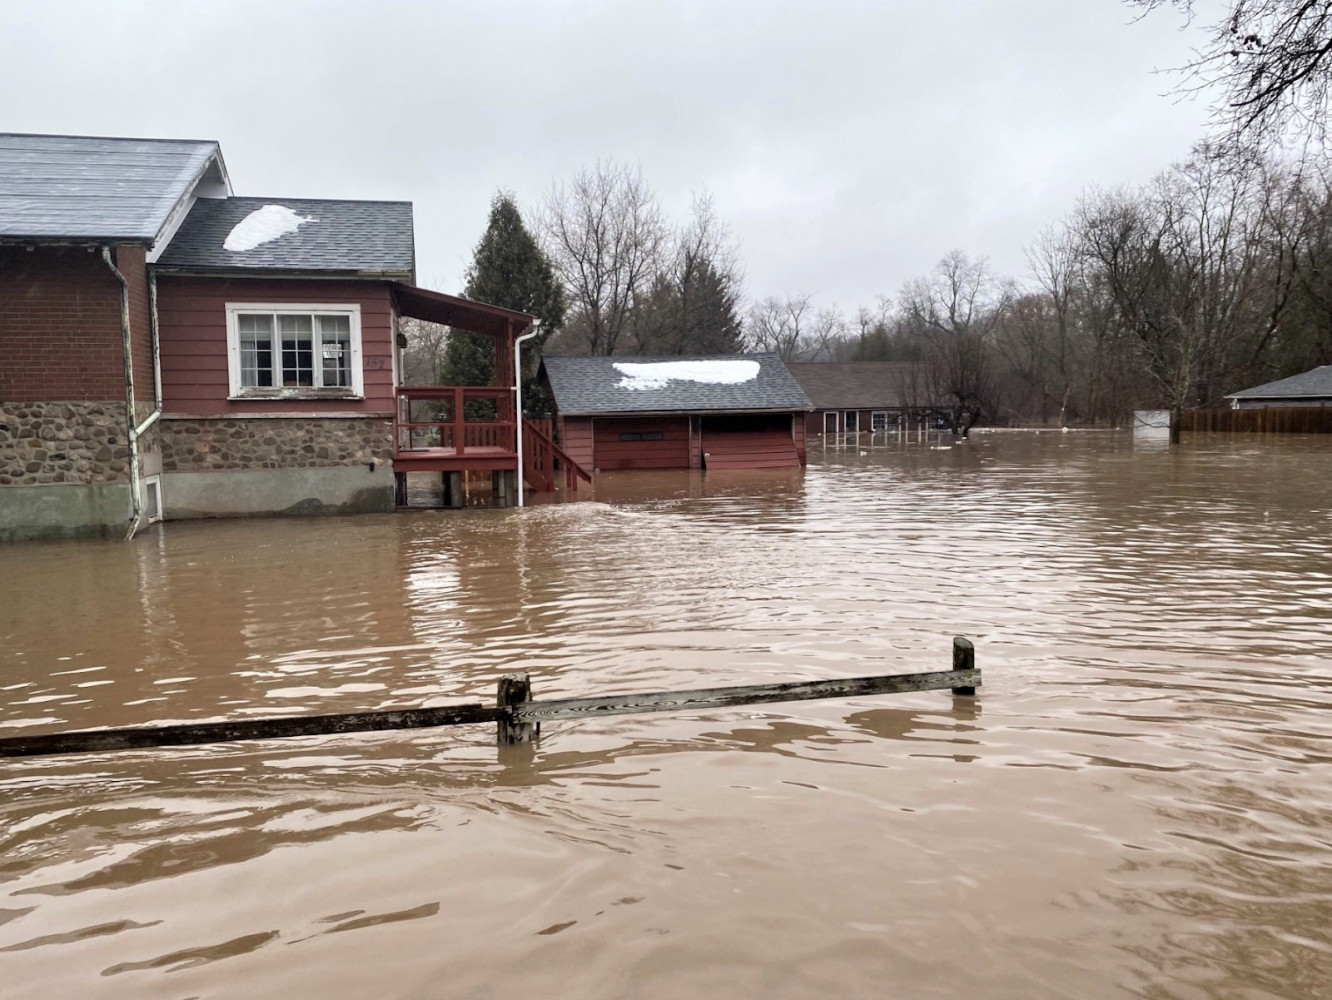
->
(440, 192, 566, 414)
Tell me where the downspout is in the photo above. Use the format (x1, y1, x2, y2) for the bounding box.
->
(513, 324, 540, 508)
(143, 271, 163, 437)
(101, 247, 143, 541)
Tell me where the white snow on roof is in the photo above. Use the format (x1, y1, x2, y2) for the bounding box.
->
(614, 359, 761, 391)
(224, 204, 316, 252)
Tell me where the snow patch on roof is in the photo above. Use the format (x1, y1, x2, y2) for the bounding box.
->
(224, 204, 316, 252)
(614, 359, 761, 391)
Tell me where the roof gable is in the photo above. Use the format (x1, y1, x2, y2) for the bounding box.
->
(0, 133, 226, 243)
(153, 196, 414, 278)
(1227, 364, 1332, 400)
(542, 354, 813, 415)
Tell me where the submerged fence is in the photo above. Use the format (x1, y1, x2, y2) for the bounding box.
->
(1180, 407, 1332, 434)
(0, 639, 981, 758)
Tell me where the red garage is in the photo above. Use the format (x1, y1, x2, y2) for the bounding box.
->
(541, 354, 813, 473)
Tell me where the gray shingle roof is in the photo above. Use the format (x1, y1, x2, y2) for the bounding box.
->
(786, 362, 924, 409)
(0, 133, 223, 242)
(154, 196, 414, 277)
(1227, 365, 1332, 400)
(542, 353, 813, 416)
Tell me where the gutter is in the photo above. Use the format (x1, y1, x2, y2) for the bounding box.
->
(101, 247, 143, 540)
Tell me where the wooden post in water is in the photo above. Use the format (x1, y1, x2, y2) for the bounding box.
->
(497, 672, 537, 744)
(952, 637, 976, 696)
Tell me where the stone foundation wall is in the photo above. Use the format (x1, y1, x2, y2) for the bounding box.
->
(159, 417, 393, 472)
(0, 401, 130, 486)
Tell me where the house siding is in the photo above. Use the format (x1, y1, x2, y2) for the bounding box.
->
(155, 276, 397, 416)
(592, 416, 691, 470)
(559, 416, 594, 472)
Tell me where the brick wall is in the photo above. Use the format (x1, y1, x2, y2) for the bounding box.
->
(117, 245, 155, 399)
(0, 245, 129, 402)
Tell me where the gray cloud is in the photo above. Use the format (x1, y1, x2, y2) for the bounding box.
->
(0, 0, 1218, 308)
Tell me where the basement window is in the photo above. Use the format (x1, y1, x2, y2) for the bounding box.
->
(619, 431, 664, 442)
(227, 303, 363, 399)
(144, 475, 162, 523)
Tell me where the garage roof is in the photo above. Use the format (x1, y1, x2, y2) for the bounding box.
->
(542, 353, 813, 416)
(1227, 364, 1332, 401)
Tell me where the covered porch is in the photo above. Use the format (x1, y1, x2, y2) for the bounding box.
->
(390, 284, 590, 507)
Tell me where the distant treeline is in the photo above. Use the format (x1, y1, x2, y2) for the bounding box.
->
(403, 147, 1332, 427)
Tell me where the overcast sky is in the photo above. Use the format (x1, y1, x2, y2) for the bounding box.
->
(0, 0, 1223, 311)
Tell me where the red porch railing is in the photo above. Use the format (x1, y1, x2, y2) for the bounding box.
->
(395, 386, 516, 458)
(523, 417, 593, 492)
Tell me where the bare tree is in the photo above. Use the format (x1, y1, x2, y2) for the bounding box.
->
(744, 295, 844, 360)
(539, 160, 668, 356)
(1072, 147, 1291, 437)
(900, 251, 1012, 435)
(398, 316, 449, 385)
(629, 191, 745, 355)
(1130, 0, 1332, 147)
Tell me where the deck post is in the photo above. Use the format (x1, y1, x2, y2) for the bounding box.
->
(952, 637, 976, 696)
(445, 471, 463, 508)
(491, 470, 513, 507)
(394, 472, 408, 508)
(497, 673, 537, 744)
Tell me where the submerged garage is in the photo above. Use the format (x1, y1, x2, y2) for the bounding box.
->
(541, 354, 813, 473)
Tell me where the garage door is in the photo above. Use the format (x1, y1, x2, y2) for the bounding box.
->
(592, 417, 691, 470)
(702, 414, 799, 469)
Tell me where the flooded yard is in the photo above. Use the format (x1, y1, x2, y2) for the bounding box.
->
(1, 431, 1330, 999)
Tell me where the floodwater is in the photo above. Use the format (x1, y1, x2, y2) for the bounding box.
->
(2, 432, 1331, 1000)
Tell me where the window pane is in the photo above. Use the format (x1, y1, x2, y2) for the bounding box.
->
(317, 314, 351, 388)
(238, 313, 273, 388)
(279, 314, 314, 387)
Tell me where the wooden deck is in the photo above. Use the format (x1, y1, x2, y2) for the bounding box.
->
(392, 386, 591, 493)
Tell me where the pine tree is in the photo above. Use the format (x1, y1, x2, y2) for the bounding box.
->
(440, 192, 566, 415)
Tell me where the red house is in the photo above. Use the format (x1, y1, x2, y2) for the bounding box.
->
(1, 133, 576, 541)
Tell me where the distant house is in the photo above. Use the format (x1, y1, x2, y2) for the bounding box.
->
(1, 132, 553, 541)
(541, 354, 813, 471)
(1226, 365, 1332, 409)
(786, 361, 936, 436)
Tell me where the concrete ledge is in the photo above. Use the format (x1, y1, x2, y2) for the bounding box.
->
(0, 483, 130, 541)
(162, 466, 395, 519)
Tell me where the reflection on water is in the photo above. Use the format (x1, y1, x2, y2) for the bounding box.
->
(2, 431, 1331, 999)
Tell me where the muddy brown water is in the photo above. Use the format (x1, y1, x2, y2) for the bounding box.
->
(1, 432, 1330, 999)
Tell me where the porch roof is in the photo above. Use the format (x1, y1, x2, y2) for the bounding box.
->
(391, 283, 535, 338)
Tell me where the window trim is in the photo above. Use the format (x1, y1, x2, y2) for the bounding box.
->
(225, 302, 364, 400)
(143, 474, 163, 523)
(871, 410, 889, 432)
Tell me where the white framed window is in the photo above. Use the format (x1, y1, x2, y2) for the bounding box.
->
(872, 410, 889, 432)
(226, 303, 363, 398)
(844, 411, 859, 434)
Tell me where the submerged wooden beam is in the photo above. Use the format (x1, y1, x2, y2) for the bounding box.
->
(511, 668, 981, 725)
(0, 703, 502, 759)
(0, 660, 981, 758)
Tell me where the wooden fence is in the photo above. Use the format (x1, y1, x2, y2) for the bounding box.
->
(0, 640, 980, 758)
(1180, 406, 1332, 434)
